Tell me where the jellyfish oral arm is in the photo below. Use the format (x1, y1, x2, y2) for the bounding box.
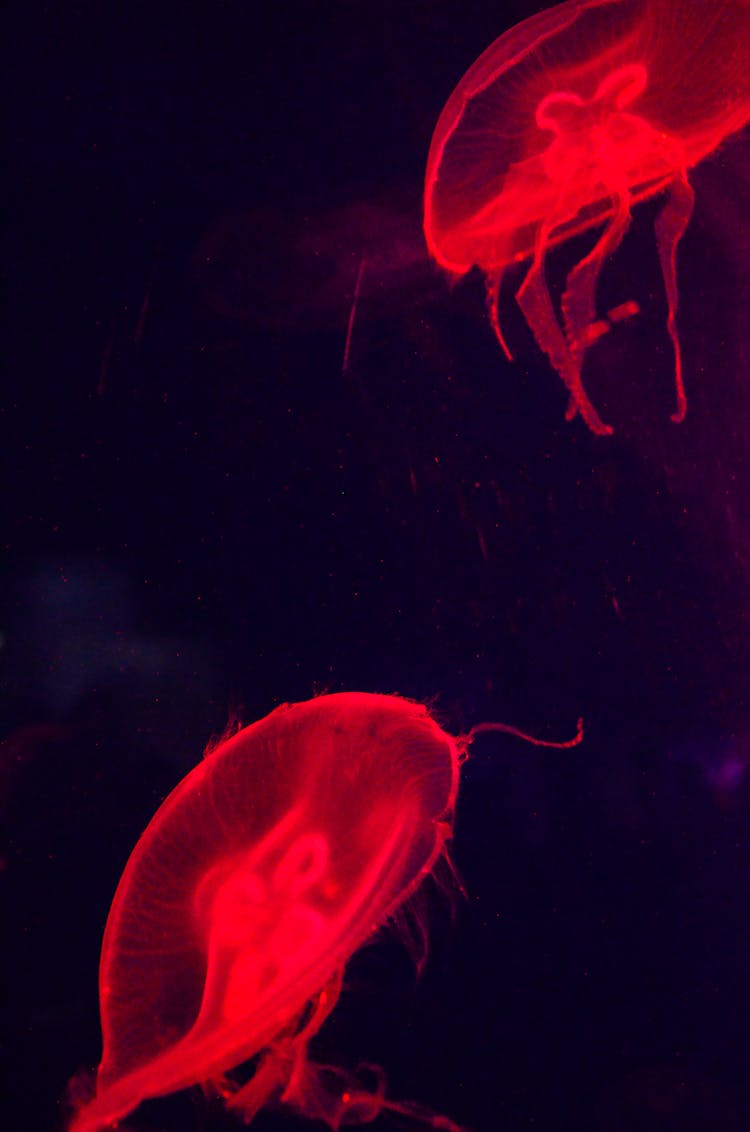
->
(561, 188, 632, 368)
(514, 205, 616, 436)
(223, 967, 345, 1122)
(495, 162, 693, 436)
(508, 67, 664, 435)
(225, 964, 469, 1131)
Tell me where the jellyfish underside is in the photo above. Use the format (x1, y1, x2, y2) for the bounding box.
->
(207, 833, 465, 1130)
(218, 967, 463, 1131)
(486, 65, 695, 436)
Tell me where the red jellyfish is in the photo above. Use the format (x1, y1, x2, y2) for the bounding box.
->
(424, 0, 750, 435)
(67, 691, 582, 1132)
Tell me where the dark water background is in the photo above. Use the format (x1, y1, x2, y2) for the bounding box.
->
(4, 2, 750, 1130)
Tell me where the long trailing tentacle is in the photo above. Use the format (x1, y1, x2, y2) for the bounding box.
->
(468, 715, 584, 749)
(654, 173, 695, 422)
(486, 270, 513, 360)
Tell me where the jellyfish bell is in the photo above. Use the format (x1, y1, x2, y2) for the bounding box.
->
(424, 0, 750, 434)
(67, 692, 582, 1132)
(67, 692, 461, 1132)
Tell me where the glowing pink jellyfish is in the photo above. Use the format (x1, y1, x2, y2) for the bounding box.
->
(67, 692, 582, 1132)
(424, 0, 750, 434)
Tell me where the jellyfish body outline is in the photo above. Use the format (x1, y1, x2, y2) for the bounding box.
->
(424, 0, 750, 433)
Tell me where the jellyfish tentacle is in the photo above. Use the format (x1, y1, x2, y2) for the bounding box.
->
(561, 188, 632, 367)
(282, 967, 345, 1103)
(515, 216, 613, 435)
(224, 968, 345, 1121)
(223, 1047, 288, 1123)
(286, 1058, 469, 1131)
(486, 271, 513, 360)
(654, 173, 695, 423)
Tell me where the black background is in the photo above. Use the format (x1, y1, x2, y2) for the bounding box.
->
(4, 2, 750, 1130)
